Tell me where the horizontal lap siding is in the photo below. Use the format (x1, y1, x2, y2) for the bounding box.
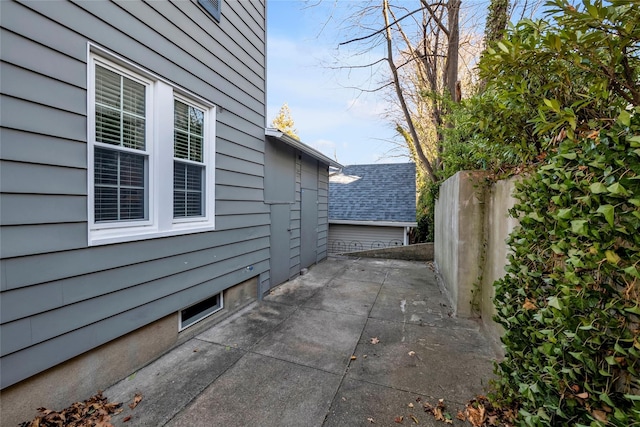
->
(0, 0, 267, 389)
(328, 224, 405, 254)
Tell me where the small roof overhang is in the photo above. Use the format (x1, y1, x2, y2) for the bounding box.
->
(266, 128, 343, 168)
(329, 219, 417, 227)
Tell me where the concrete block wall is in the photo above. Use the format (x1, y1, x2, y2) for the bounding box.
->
(434, 171, 519, 353)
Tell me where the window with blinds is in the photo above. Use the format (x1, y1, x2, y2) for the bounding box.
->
(88, 51, 216, 246)
(174, 100, 205, 218)
(94, 65, 148, 222)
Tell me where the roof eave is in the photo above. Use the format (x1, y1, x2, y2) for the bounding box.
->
(266, 128, 343, 168)
(329, 219, 417, 227)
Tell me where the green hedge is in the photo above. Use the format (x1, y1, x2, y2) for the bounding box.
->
(493, 108, 640, 426)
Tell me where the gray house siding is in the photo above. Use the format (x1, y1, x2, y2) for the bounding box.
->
(317, 166, 329, 261)
(264, 138, 331, 290)
(0, 0, 266, 390)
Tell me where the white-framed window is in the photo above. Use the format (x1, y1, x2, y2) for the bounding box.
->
(92, 61, 152, 225)
(173, 98, 206, 219)
(88, 48, 216, 246)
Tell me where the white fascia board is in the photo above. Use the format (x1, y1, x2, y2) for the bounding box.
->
(329, 219, 417, 227)
(266, 128, 342, 168)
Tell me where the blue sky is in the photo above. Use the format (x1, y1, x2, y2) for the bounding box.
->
(266, 1, 408, 166)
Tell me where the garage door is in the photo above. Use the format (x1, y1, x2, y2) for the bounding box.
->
(328, 224, 404, 254)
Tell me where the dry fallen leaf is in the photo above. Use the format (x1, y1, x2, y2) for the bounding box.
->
(367, 416, 375, 423)
(123, 415, 132, 422)
(465, 403, 486, 427)
(408, 351, 416, 357)
(576, 392, 589, 399)
(350, 355, 357, 360)
(456, 410, 466, 421)
(370, 337, 380, 344)
(522, 299, 537, 310)
(408, 403, 414, 408)
(395, 415, 404, 423)
(410, 414, 419, 424)
(129, 393, 143, 410)
(591, 409, 608, 422)
(433, 407, 445, 421)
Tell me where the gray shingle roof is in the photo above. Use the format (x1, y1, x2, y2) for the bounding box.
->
(329, 163, 416, 223)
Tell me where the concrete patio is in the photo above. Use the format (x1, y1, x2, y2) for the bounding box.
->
(105, 256, 496, 426)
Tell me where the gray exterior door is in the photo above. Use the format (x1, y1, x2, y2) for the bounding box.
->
(300, 189, 318, 269)
(269, 204, 291, 287)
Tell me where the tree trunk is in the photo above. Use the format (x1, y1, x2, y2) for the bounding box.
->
(445, 0, 461, 103)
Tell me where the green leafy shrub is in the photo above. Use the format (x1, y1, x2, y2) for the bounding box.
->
(493, 108, 640, 426)
(430, 0, 640, 423)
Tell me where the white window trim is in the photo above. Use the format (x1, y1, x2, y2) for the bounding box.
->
(87, 44, 216, 246)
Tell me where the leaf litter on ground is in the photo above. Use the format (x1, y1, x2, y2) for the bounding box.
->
(19, 392, 123, 427)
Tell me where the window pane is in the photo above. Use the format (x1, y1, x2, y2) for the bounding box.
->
(190, 108, 204, 136)
(174, 130, 190, 159)
(174, 162, 186, 188)
(187, 192, 202, 217)
(96, 105, 121, 145)
(120, 188, 145, 220)
(190, 135, 203, 162)
(94, 148, 118, 185)
(174, 100, 189, 131)
(122, 77, 145, 117)
(119, 152, 145, 187)
(95, 66, 121, 109)
(95, 186, 118, 222)
(122, 113, 145, 150)
(174, 190, 186, 218)
(186, 164, 202, 191)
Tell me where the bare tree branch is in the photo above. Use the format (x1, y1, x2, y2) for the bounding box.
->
(326, 58, 388, 70)
(383, 0, 436, 181)
(419, 0, 450, 36)
(340, 82, 395, 93)
(340, 6, 426, 46)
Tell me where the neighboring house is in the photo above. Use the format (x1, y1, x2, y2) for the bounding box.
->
(265, 129, 342, 288)
(328, 163, 417, 254)
(0, 1, 331, 424)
